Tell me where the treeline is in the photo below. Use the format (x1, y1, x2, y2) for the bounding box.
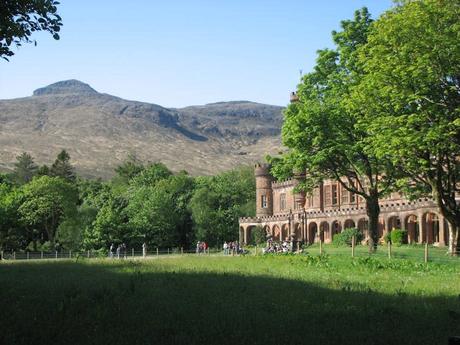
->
(0, 151, 255, 252)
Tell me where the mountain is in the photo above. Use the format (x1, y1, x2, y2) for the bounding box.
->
(0, 80, 283, 177)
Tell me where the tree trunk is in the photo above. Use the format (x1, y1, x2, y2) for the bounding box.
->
(366, 196, 380, 253)
(448, 225, 459, 256)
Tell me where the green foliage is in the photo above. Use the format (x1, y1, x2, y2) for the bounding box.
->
(0, 0, 62, 60)
(390, 229, 407, 247)
(332, 227, 363, 247)
(18, 176, 78, 248)
(350, 0, 460, 253)
(50, 150, 76, 182)
(13, 152, 37, 184)
(251, 226, 266, 245)
(189, 166, 255, 246)
(274, 8, 396, 251)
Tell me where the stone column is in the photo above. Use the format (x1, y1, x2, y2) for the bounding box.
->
(418, 212, 425, 244)
(439, 215, 446, 246)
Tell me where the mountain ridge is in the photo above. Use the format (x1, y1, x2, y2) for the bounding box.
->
(0, 80, 284, 177)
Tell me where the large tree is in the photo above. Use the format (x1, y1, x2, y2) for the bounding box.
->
(351, 0, 460, 254)
(50, 150, 75, 182)
(189, 167, 255, 247)
(18, 176, 77, 249)
(274, 8, 396, 252)
(0, 0, 62, 60)
(13, 152, 37, 184)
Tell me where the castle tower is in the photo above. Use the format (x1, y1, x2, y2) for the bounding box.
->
(293, 169, 306, 210)
(255, 163, 273, 217)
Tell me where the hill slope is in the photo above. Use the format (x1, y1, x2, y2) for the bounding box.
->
(0, 80, 283, 177)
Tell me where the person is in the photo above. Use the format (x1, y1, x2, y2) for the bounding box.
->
(116, 244, 121, 259)
(142, 242, 147, 258)
(109, 243, 114, 258)
(223, 241, 228, 255)
(122, 243, 127, 258)
(203, 241, 208, 254)
(196, 241, 200, 254)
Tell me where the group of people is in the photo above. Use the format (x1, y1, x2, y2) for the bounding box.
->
(223, 241, 245, 255)
(196, 241, 208, 254)
(263, 239, 299, 254)
(109, 243, 127, 258)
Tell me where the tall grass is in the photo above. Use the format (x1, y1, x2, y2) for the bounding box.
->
(1, 254, 459, 345)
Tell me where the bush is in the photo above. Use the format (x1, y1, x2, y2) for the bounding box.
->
(332, 228, 363, 247)
(251, 226, 267, 245)
(390, 229, 407, 246)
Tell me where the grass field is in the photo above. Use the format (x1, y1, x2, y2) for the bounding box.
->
(1, 250, 460, 345)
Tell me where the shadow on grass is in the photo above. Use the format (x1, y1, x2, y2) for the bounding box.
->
(0, 260, 459, 345)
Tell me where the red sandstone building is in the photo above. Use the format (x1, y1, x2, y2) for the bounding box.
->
(239, 92, 456, 247)
(239, 163, 453, 246)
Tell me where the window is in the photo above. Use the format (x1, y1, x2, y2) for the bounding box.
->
(341, 184, 349, 204)
(332, 184, 338, 205)
(261, 195, 267, 208)
(280, 193, 286, 210)
(324, 185, 331, 206)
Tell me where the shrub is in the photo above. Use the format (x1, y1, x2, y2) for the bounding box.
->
(332, 228, 363, 247)
(251, 226, 266, 245)
(383, 232, 391, 244)
(390, 229, 407, 246)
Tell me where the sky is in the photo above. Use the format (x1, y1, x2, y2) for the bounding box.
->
(0, 0, 394, 108)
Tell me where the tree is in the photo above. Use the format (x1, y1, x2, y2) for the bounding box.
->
(274, 8, 396, 252)
(189, 167, 255, 247)
(1, 0, 62, 60)
(0, 183, 28, 251)
(13, 152, 37, 184)
(50, 150, 76, 182)
(350, 0, 460, 254)
(18, 176, 77, 249)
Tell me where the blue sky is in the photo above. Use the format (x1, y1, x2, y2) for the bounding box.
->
(0, 0, 393, 107)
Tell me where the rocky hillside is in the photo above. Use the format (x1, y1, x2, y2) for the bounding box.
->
(0, 80, 283, 177)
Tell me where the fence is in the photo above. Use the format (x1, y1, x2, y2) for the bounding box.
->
(0, 247, 224, 261)
(1, 242, 459, 265)
(291, 237, 460, 265)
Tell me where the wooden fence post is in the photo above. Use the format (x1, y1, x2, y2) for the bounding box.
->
(319, 239, 323, 255)
(55, 251, 58, 260)
(41, 251, 44, 259)
(69, 250, 72, 259)
(13, 251, 16, 260)
(181, 247, 183, 255)
(87, 250, 90, 258)
(351, 236, 355, 258)
(388, 241, 392, 260)
(132, 248, 134, 257)
(156, 248, 159, 257)
(424, 242, 428, 263)
(27, 251, 30, 260)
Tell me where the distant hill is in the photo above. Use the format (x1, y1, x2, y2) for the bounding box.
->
(0, 80, 283, 177)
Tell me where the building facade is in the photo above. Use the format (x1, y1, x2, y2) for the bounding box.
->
(239, 163, 452, 246)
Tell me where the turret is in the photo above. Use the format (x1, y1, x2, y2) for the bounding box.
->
(290, 91, 299, 103)
(255, 163, 273, 217)
(293, 169, 306, 210)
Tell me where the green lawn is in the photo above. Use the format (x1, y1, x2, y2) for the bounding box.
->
(1, 253, 459, 345)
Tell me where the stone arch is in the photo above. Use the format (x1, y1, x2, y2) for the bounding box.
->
(239, 226, 245, 243)
(281, 224, 289, 241)
(263, 225, 272, 241)
(308, 222, 318, 244)
(404, 214, 419, 244)
(423, 212, 440, 244)
(319, 221, 329, 242)
(331, 220, 341, 238)
(358, 218, 369, 242)
(272, 225, 281, 241)
(294, 223, 302, 241)
(387, 215, 402, 232)
(344, 219, 356, 229)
